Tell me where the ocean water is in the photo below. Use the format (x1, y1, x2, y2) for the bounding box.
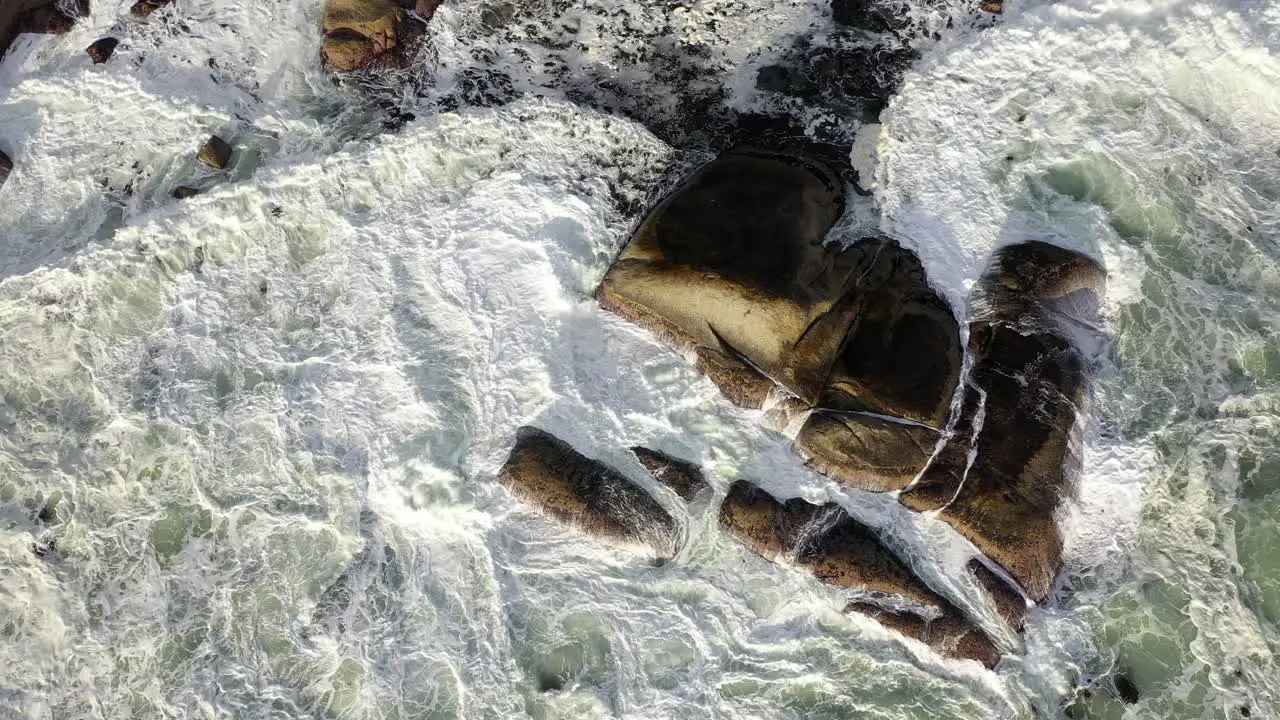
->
(0, 0, 1276, 718)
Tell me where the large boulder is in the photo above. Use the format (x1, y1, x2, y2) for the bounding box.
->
(718, 481, 1000, 666)
(320, 0, 433, 72)
(900, 241, 1106, 601)
(792, 238, 961, 491)
(598, 148, 851, 409)
(0, 0, 86, 60)
(498, 427, 681, 560)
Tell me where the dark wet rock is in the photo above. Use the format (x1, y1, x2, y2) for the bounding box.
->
(86, 37, 119, 63)
(0, 149, 11, 190)
(718, 481, 1000, 666)
(597, 149, 849, 408)
(499, 427, 681, 559)
(0, 0, 87, 60)
(758, 33, 919, 121)
(320, 0, 431, 72)
(830, 0, 906, 33)
(630, 447, 708, 502)
(816, 239, 962, 427)
(130, 0, 172, 18)
(980, 0, 1003, 13)
(172, 185, 199, 199)
(969, 558, 1027, 632)
(197, 135, 232, 170)
(900, 241, 1107, 601)
(1112, 673, 1139, 704)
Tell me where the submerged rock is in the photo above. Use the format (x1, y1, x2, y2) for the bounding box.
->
(630, 447, 708, 502)
(86, 37, 119, 63)
(900, 241, 1107, 601)
(718, 481, 1000, 666)
(597, 148, 850, 408)
(0, 149, 11, 190)
(197, 135, 232, 170)
(172, 185, 199, 199)
(499, 427, 681, 559)
(0, 0, 87, 60)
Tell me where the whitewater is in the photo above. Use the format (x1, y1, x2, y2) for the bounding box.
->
(0, 0, 1278, 718)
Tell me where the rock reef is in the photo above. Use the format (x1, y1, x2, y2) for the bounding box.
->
(597, 147, 1107, 606)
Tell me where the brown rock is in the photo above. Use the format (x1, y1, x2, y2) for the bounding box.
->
(794, 411, 938, 492)
(980, 0, 1003, 13)
(498, 427, 681, 559)
(969, 559, 1027, 632)
(718, 481, 1001, 666)
(321, 0, 420, 72)
(899, 241, 1106, 601)
(0, 149, 11, 190)
(816, 238, 962, 428)
(172, 185, 199, 199)
(845, 602, 1001, 668)
(789, 239, 960, 493)
(1, 0, 87, 60)
(630, 447, 708, 502)
(86, 37, 119, 63)
(197, 135, 232, 170)
(130, 0, 171, 18)
(597, 149, 851, 407)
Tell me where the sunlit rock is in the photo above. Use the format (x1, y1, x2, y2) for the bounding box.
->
(0, 0, 86, 60)
(718, 481, 1001, 666)
(795, 412, 939, 492)
(900, 241, 1107, 601)
(499, 427, 681, 560)
(630, 447, 708, 503)
(197, 135, 232, 170)
(598, 148, 850, 409)
(320, 0, 431, 72)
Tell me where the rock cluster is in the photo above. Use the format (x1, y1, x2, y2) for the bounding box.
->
(587, 146, 1105, 651)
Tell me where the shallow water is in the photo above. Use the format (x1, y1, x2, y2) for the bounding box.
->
(0, 0, 1277, 718)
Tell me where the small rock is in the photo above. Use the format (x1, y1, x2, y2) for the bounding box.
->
(980, 0, 1003, 13)
(197, 135, 232, 170)
(86, 37, 119, 63)
(172, 185, 199, 199)
(0, 149, 11, 189)
(130, 0, 172, 18)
